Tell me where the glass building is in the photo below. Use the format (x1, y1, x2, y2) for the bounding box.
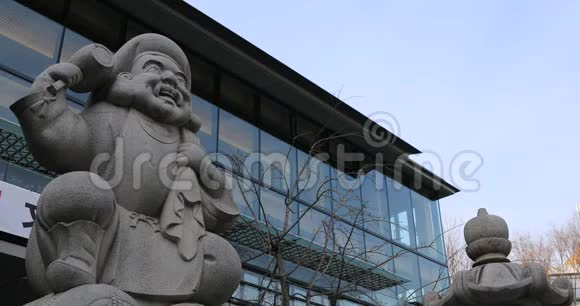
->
(0, 1, 459, 305)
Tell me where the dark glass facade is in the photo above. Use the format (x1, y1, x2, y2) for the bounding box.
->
(0, 1, 451, 305)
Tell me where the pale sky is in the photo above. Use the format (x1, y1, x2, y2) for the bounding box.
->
(186, 0, 580, 236)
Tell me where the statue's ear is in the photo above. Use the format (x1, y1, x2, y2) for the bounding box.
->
(118, 72, 133, 80)
(104, 72, 135, 108)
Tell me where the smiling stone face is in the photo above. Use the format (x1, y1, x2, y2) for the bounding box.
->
(128, 52, 192, 125)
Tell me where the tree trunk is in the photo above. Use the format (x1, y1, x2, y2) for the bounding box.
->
(276, 252, 291, 306)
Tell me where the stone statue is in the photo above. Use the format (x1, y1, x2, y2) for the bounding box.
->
(11, 34, 242, 306)
(424, 208, 574, 306)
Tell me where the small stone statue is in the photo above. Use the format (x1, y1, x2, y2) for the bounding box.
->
(12, 34, 242, 305)
(424, 208, 574, 306)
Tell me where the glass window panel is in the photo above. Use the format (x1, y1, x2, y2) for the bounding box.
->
(290, 285, 307, 299)
(387, 177, 416, 248)
(361, 170, 390, 238)
(298, 204, 332, 247)
(292, 300, 307, 306)
(0, 1, 60, 77)
(233, 285, 242, 300)
(289, 285, 330, 306)
(191, 94, 218, 153)
(437, 267, 450, 295)
(370, 288, 399, 306)
(331, 168, 362, 224)
(333, 221, 365, 259)
(393, 246, 421, 302)
(217, 109, 259, 177)
(263, 291, 280, 306)
(296, 150, 331, 211)
(240, 284, 260, 302)
(260, 187, 297, 233)
(412, 193, 446, 262)
(314, 295, 330, 306)
(229, 173, 259, 220)
(260, 131, 295, 193)
(365, 234, 394, 273)
(5, 163, 51, 193)
(242, 270, 263, 284)
(418, 257, 449, 295)
(0, 70, 31, 125)
(59, 29, 93, 63)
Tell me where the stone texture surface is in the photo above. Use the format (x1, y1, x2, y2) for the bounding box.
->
(424, 208, 574, 306)
(12, 34, 241, 306)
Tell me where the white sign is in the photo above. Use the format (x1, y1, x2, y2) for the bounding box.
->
(0, 181, 40, 238)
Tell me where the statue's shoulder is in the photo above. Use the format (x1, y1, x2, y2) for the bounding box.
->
(83, 101, 128, 114)
(81, 101, 131, 136)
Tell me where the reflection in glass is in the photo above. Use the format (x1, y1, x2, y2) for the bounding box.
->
(413, 193, 446, 262)
(393, 246, 421, 302)
(365, 233, 394, 272)
(369, 288, 399, 306)
(296, 150, 331, 211)
(298, 204, 332, 247)
(5, 163, 51, 193)
(289, 285, 330, 306)
(260, 187, 297, 233)
(217, 110, 258, 176)
(333, 221, 365, 259)
(59, 29, 92, 63)
(418, 257, 449, 295)
(387, 177, 416, 247)
(0, 1, 60, 77)
(191, 94, 218, 153)
(260, 131, 295, 192)
(332, 168, 362, 223)
(361, 171, 390, 238)
(230, 173, 259, 220)
(239, 284, 259, 303)
(0, 70, 30, 125)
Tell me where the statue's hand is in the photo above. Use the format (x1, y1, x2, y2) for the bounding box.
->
(176, 143, 205, 170)
(31, 63, 83, 94)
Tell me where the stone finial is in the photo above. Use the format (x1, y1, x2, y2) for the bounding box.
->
(464, 208, 511, 266)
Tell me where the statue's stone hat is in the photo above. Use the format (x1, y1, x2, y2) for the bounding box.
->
(113, 33, 191, 90)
